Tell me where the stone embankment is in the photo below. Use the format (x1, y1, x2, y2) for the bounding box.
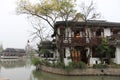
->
(40, 65, 120, 76)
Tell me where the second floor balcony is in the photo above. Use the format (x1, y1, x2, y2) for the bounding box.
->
(59, 36, 102, 47)
(108, 34, 120, 45)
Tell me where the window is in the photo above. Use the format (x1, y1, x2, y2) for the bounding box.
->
(113, 31, 118, 34)
(43, 53, 54, 58)
(96, 29, 101, 36)
(64, 48, 66, 58)
(60, 28, 65, 39)
(74, 30, 80, 38)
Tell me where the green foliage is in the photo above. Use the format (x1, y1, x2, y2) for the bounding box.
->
(68, 61, 87, 69)
(40, 49, 50, 59)
(32, 57, 41, 66)
(64, 65, 73, 72)
(52, 62, 65, 68)
(41, 59, 51, 66)
(93, 64, 108, 69)
(96, 38, 115, 64)
(40, 49, 49, 54)
(67, 56, 71, 60)
(16, 0, 77, 29)
(108, 63, 120, 68)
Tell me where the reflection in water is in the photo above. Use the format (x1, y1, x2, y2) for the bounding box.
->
(0, 59, 26, 68)
(0, 58, 120, 80)
(0, 58, 35, 80)
(32, 70, 120, 80)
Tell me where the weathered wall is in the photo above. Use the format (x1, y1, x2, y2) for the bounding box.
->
(40, 65, 120, 76)
(64, 47, 71, 65)
(115, 46, 120, 64)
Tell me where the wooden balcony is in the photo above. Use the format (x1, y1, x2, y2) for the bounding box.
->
(90, 37, 102, 46)
(108, 34, 120, 45)
(71, 37, 86, 46)
(109, 34, 120, 40)
(58, 37, 102, 47)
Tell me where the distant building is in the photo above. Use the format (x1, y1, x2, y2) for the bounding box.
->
(3, 48, 26, 57)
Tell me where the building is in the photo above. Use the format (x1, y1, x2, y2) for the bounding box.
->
(38, 40, 57, 62)
(53, 20, 120, 65)
(2, 48, 26, 57)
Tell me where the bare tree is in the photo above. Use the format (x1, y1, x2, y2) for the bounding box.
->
(73, 1, 101, 21)
(29, 19, 52, 42)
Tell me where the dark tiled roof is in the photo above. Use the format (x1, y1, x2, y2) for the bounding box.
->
(54, 20, 120, 28)
(4, 48, 25, 53)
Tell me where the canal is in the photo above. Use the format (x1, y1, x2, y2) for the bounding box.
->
(0, 58, 120, 80)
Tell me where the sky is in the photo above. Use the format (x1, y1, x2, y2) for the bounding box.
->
(0, 0, 120, 49)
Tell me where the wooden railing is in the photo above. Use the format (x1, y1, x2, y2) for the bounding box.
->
(90, 37, 102, 46)
(108, 34, 120, 45)
(59, 37, 102, 47)
(71, 37, 86, 46)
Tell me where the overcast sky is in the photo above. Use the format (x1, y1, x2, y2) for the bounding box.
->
(0, 0, 120, 49)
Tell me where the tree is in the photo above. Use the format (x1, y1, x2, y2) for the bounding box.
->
(16, 0, 76, 29)
(78, 1, 101, 21)
(96, 38, 116, 64)
(30, 19, 52, 42)
(16, 0, 77, 63)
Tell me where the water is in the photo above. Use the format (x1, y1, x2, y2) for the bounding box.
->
(0, 58, 120, 80)
(0, 58, 35, 80)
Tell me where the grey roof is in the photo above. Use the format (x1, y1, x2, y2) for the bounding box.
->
(4, 48, 25, 53)
(54, 20, 120, 28)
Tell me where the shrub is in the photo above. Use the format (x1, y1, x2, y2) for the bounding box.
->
(64, 65, 73, 72)
(41, 59, 51, 67)
(78, 61, 87, 69)
(68, 61, 87, 69)
(108, 63, 120, 68)
(93, 64, 108, 69)
(32, 57, 41, 66)
(54, 62, 65, 68)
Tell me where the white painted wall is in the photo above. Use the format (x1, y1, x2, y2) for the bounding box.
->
(90, 58, 101, 65)
(57, 28, 60, 35)
(115, 46, 120, 64)
(64, 47, 71, 65)
(104, 28, 111, 37)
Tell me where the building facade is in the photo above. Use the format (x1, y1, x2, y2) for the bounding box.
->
(54, 20, 120, 65)
(2, 48, 26, 57)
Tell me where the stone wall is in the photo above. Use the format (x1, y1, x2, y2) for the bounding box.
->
(40, 65, 120, 76)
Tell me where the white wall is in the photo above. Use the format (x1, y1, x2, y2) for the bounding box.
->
(115, 46, 120, 64)
(104, 28, 111, 37)
(64, 47, 71, 65)
(90, 58, 101, 65)
(65, 27, 71, 38)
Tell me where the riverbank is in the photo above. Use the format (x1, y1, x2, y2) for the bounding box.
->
(40, 65, 120, 76)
